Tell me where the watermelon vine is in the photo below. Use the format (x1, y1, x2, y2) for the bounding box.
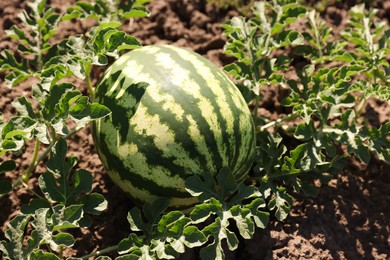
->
(0, 0, 389, 259)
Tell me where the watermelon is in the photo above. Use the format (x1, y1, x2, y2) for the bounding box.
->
(92, 45, 255, 211)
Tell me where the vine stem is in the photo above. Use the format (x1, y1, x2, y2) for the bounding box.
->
(22, 182, 44, 199)
(1, 128, 80, 199)
(308, 10, 323, 61)
(22, 140, 40, 183)
(58, 246, 64, 259)
(85, 62, 94, 101)
(35, 128, 79, 170)
(80, 245, 118, 259)
(264, 170, 302, 180)
(252, 59, 264, 128)
(356, 96, 367, 119)
(259, 112, 299, 132)
(251, 1, 278, 128)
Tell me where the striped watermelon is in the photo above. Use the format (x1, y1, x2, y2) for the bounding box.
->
(92, 45, 255, 211)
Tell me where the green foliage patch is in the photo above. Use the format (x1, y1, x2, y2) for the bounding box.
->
(0, 0, 389, 259)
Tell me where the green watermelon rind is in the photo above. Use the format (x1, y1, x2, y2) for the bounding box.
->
(93, 45, 255, 210)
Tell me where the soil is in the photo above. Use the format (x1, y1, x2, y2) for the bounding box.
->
(1, 0, 390, 259)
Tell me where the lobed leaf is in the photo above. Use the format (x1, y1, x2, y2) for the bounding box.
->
(0, 160, 14, 195)
(0, 50, 32, 88)
(268, 187, 293, 221)
(0, 214, 37, 260)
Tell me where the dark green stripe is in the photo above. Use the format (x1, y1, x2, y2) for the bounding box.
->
(211, 66, 251, 175)
(140, 93, 210, 176)
(96, 130, 191, 198)
(96, 70, 149, 143)
(199, 55, 255, 179)
(174, 48, 249, 174)
(154, 46, 230, 170)
(128, 47, 225, 172)
(125, 113, 192, 180)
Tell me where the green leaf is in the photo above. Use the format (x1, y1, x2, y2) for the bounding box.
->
(95, 257, 112, 260)
(156, 211, 185, 234)
(39, 171, 65, 202)
(92, 27, 141, 60)
(1, 117, 36, 153)
(364, 122, 390, 163)
(56, 89, 82, 118)
(127, 207, 147, 232)
(185, 171, 218, 201)
(30, 250, 61, 260)
(12, 97, 36, 118)
(63, 2, 97, 20)
(0, 214, 38, 260)
(190, 198, 222, 224)
(35, 122, 50, 144)
(255, 132, 287, 177)
(0, 50, 31, 88)
(199, 218, 224, 260)
(300, 181, 319, 197)
(82, 193, 108, 215)
(143, 197, 170, 227)
(52, 233, 75, 247)
(182, 226, 207, 248)
(186, 167, 241, 203)
(268, 187, 293, 221)
(117, 233, 144, 255)
(282, 143, 307, 174)
(155, 211, 205, 255)
(71, 169, 93, 194)
(225, 227, 239, 250)
(52, 204, 84, 231)
(0, 117, 33, 153)
(150, 239, 178, 259)
(40, 138, 103, 208)
(294, 121, 316, 141)
(244, 198, 269, 229)
(6, 25, 34, 49)
(0, 160, 16, 174)
(78, 215, 92, 228)
(0, 180, 12, 195)
(20, 198, 51, 214)
(67, 95, 111, 128)
(230, 183, 262, 205)
(31, 206, 78, 252)
(42, 83, 75, 121)
(216, 167, 237, 198)
(122, 8, 150, 19)
(1, 140, 17, 150)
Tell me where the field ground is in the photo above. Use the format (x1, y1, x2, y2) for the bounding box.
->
(0, 0, 389, 259)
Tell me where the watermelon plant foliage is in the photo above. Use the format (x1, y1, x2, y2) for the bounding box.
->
(0, 0, 389, 259)
(222, 0, 389, 222)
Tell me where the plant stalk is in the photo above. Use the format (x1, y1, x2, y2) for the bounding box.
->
(22, 181, 44, 199)
(250, 51, 264, 129)
(85, 63, 94, 101)
(308, 10, 323, 61)
(1, 128, 80, 198)
(259, 112, 299, 132)
(356, 96, 367, 119)
(251, 4, 274, 128)
(22, 140, 41, 183)
(266, 171, 302, 180)
(80, 245, 118, 259)
(58, 246, 64, 259)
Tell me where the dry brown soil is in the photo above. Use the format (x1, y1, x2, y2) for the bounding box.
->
(0, 0, 389, 259)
